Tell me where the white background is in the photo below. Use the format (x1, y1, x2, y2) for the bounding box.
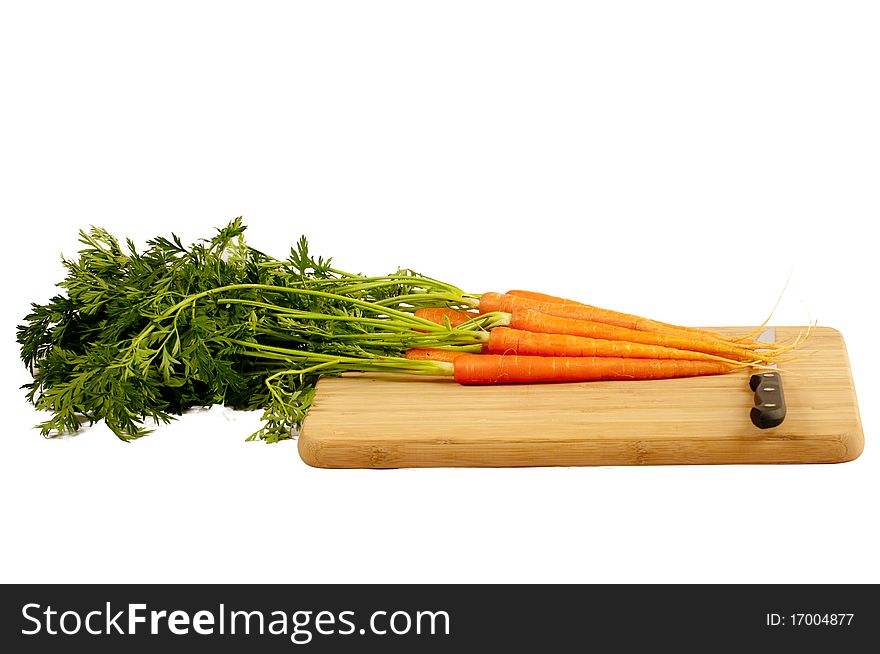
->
(1, 1, 877, 583)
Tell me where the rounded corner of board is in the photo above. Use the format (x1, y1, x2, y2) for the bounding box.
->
(837, 428, 865, 463)
(297, 431, 328, 468)
(817, 325, 845, 340)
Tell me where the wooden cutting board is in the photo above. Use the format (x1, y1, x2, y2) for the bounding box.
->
(298, 327, 863, 468)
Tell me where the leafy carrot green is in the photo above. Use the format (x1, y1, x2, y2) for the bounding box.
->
(17, 219, 488, 442)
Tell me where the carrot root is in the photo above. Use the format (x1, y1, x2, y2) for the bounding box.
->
(508, 309, 770, 363)
(486, 327, 745, 364)
(405, 348, 471, 364)
(499, 291, 758, 347)
(453, 354, 740, 385)
(413, 307, 480, 332)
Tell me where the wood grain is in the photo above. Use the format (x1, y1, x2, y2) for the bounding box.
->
(298, 327, 863, 468)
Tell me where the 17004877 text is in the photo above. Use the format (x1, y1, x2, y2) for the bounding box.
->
(766, 613, 854, 627)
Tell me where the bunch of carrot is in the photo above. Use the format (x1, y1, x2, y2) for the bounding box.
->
(21, 218, 800, 442)
(404, 290, 788, 385)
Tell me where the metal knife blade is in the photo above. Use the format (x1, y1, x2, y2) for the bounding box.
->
(749, 327, 786, 429)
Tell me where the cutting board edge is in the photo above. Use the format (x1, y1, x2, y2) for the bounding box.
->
(297, 429, 864, 469)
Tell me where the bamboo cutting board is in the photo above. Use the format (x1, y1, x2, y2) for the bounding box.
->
(298, 327, 863, 468)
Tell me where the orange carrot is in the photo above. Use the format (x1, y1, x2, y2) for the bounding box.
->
(487, 327, 737, 363)
(508, 289, 767, 346)
(405, 348, 469, 363)
(507, 289, 581, 306)
(489, 291, 762, 348)
(413, 307, 479, 332)
(452, 354, 737, 384)
(509, 309, 764, 362)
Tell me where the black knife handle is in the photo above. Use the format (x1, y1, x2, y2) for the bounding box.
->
(749, 371, 786, 429)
